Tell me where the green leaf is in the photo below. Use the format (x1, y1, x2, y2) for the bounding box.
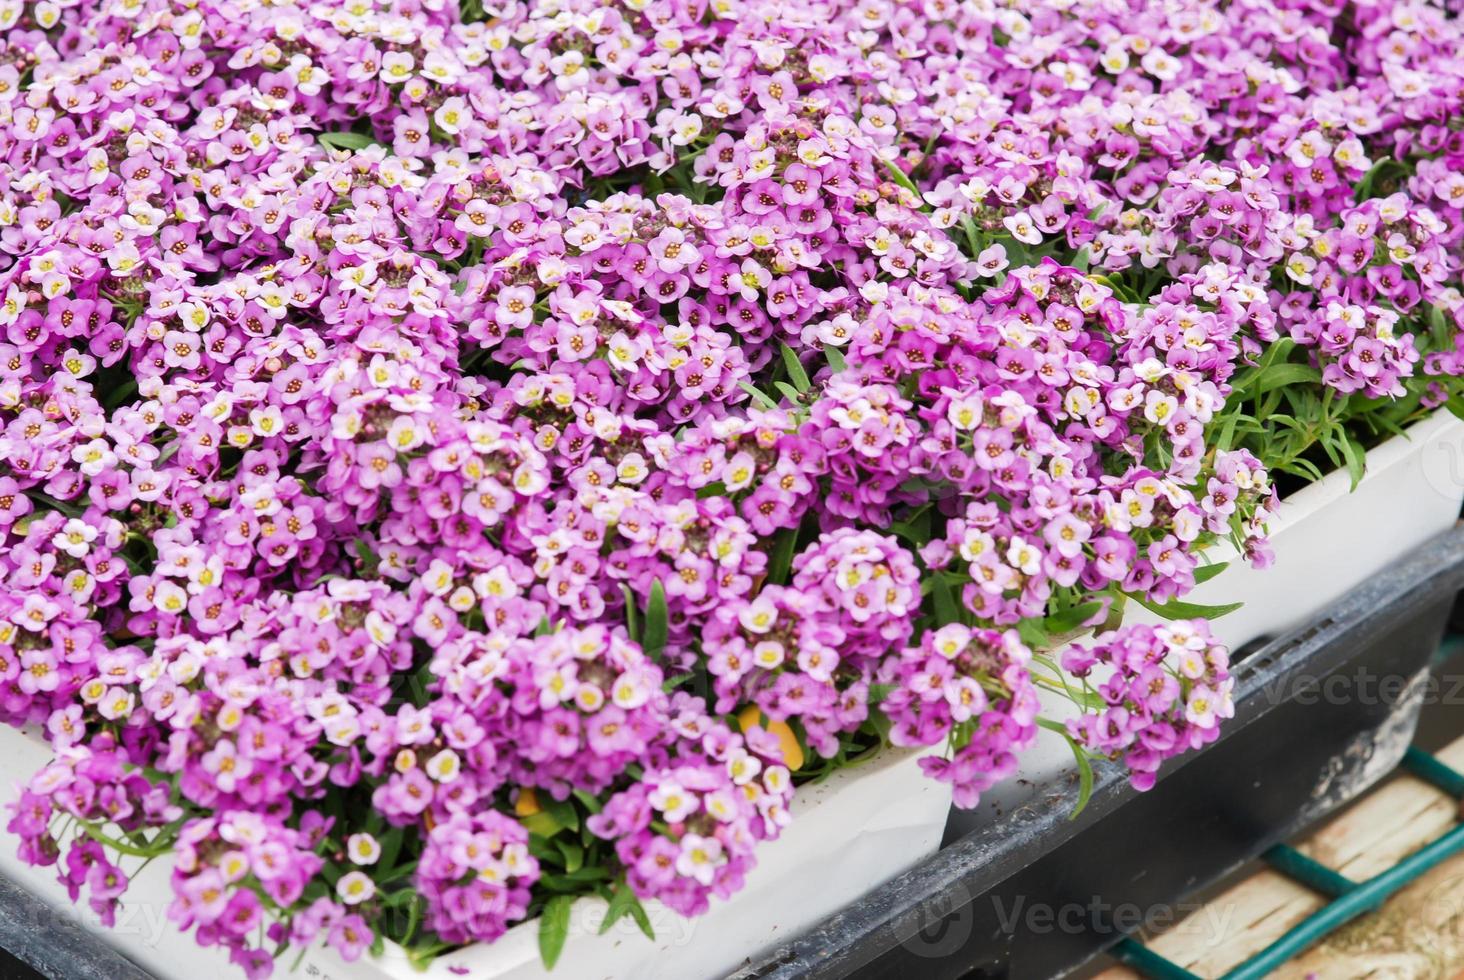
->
(23, 492, 82, 519)
(626, 893, 655, 939)
(695, 480, 727, 500)
(1069, 740, 1095, 818)
(1354, 158, 1410, 203)
(738, 382, 779, 410)
(1125, 591, 1243, 621)
(1367, 413, 1407, 439)
(104, 377, 138, 409)
(541, 867, 611, 890)
(1213, 411, 1241, 453)
(382, 888, 422, 909)
(539, 896, 575, 969)
(1037, 719, 1095, 819)
(1042, 600, 1105, 637)
(1003, 238, 1033, 269)
(1099, 593, 1129, 634)
(571, 789, 603, 815)
(523, 797, 579, 839)
(887, 507, 932, 547)
(1229, 338, 1296, 393)
(959, 215, 980, 260)
(1278, 456, 1326, 483)
(404, 941, 457, 972)
(780, 343, 811, 392)
(1016, 600, 1106, 651)
(600, 881, 655, 939)
(824, 346, 848, 373)
(773, 381, 803, 403)
(74, 820, 174, 859)
(1193, 561, 1230, 585)
(318, 130, 378, 151)
(661, 672, 694, 692)
(1260, 364, 1323, 394)
(1244, 363, 1322, 398)
(642, 580, 668, 661)
(375, 860, 418, 885)
(377, 826, 405, 871)
(882, 159, 923, 201)
(621, 584, 639, 644)
(766, 526, 800, 586)
(930, 573, 961, 626)
(1428, 303, 1448, 334)
(402, 890, 424, 946)
(528, 834, 561, 863)
(547, 796, 579, 833)
(522, 811, 565, 838)
(556, 840, 584, 874)
(1017, 618, 1050, 650)
(1337, 429, 1366, 490)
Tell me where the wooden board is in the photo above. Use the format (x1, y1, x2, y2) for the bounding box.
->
(1094, 736, 1464, 979)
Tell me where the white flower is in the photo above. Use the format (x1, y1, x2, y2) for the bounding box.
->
(53, 518, 97, 558)
(1005, 536, 1042, 576)
(337, 871, 376, 905)
(752, 641, 786, 670)
(649, 782, 699, 823)
(675, 834, 726, 885)
(425, 749, 461, 783)
(1002, 212, 1043, 245)
(347, 833, 381, 865)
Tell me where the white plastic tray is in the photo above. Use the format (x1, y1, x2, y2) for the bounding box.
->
(0, 733, 951, 980)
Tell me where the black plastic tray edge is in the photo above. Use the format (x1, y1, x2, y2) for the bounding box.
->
(734, 525, 1464, 980)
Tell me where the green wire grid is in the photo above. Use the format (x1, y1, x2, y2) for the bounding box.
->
(1111, 746, 1464, 980)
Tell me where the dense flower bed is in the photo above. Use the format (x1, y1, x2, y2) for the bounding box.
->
(0, 0, 1462, 974)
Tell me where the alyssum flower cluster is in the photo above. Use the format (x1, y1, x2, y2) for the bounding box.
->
(0, 0, 1461, 974)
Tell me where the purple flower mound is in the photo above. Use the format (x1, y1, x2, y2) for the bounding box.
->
(0, 0, 1461, 973)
